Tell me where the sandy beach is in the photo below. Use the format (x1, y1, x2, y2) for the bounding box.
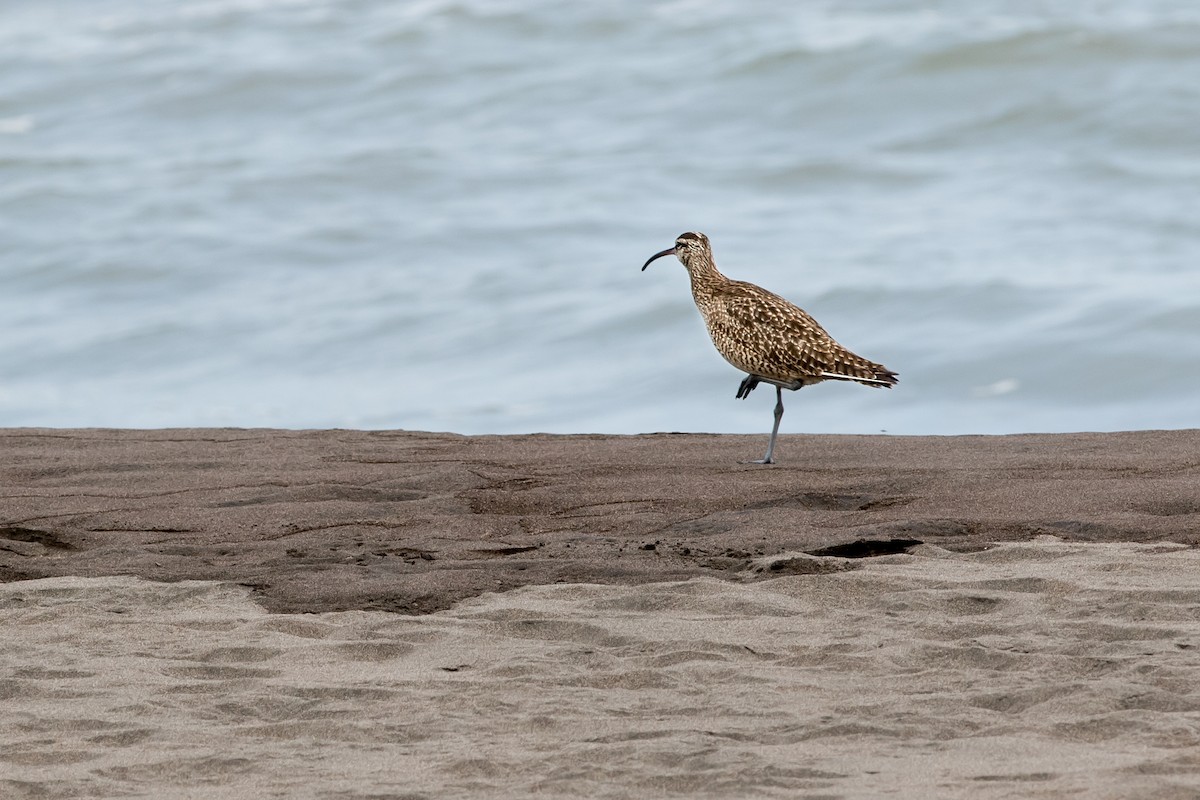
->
(3, 428, 1200, 798)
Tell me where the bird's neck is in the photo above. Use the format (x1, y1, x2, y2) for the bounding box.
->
(684, 256, 727, 297)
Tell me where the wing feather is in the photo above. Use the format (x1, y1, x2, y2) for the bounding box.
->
(703, 282, 896, 387)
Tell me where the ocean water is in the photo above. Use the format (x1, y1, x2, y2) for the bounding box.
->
(2, 0, 1198, 436)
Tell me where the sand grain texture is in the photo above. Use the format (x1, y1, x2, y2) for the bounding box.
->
(3, 428, 1200, 613)
(3, 429, 1200, 798)
(3, 542, 1200, 798)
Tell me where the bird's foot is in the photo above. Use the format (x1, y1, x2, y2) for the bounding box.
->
(741, 458, 775, 466)
(736, 374, 760, 400)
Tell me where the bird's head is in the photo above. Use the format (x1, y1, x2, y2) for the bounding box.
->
(641, 231, 711, 272)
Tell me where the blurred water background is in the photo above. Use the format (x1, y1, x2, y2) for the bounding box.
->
(2, 0, 1198, 435)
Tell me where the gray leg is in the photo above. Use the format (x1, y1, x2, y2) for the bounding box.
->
(750, 386, 785, 465)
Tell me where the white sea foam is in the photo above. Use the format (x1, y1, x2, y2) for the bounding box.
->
(0, 115, 33, 134)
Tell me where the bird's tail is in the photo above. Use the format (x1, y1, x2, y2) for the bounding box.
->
(820, 356, 898, 388)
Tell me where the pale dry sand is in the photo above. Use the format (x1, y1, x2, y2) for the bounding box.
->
(4, 539, 1200, 799)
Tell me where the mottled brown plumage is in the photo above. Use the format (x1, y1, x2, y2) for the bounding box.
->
(642, 231, 897, 464)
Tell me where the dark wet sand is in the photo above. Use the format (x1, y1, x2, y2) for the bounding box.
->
(3, 428, 1198, 613)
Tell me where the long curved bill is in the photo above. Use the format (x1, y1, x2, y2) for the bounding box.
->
(641, 247, 676, 271)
